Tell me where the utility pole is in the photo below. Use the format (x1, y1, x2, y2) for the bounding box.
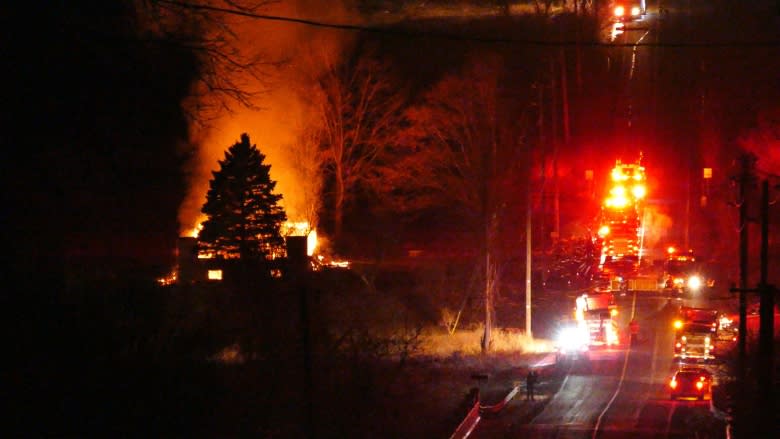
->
(525, 184, 533, 338)
(730, 166, 774, 437)
(736, 153, 755, 380)
(731, 152, 755, 437)
(550, 56, 559, 247)
(526, 170, 533, 339)
(758, 179, 775, 434)
(555, 40, 570, 243)
(684, 176, 691, 250)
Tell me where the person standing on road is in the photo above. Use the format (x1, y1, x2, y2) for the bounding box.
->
(526, 369, 537, 401)
(629, 318, 639, 344)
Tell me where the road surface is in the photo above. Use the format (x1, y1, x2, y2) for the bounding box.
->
(473, 291, 726, 438)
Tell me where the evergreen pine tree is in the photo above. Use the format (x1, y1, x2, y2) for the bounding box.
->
(199, 133, 287, 261)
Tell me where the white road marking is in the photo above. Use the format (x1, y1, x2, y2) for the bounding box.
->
(664, 401, 675, 437)
(629, 29, 651, 80)
(591, 291, 638, 438)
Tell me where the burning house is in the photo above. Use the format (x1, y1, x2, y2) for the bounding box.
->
(174, 234, 310, 284)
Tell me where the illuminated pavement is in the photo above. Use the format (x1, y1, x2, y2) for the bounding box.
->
(472, 292, 725, 438)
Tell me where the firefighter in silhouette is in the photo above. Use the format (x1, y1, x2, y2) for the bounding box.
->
(526, 369, 537, 401)
(629, 318, 640, 345)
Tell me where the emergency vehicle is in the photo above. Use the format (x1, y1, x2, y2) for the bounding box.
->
(596, 158, 648, 290)
(576, 292, 620, 347)
(662, 247, 714, 295)
(613, 1, 646, 21)
(673, 307, 718, 361)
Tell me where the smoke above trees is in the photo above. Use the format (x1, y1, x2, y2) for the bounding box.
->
(176, 0, 360, 235)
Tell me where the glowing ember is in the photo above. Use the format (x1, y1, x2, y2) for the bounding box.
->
(185, 218, 319, 258)
(283, 221, 317, 256)
(157, 269, 177, 286)
(185, 215, 206, 238)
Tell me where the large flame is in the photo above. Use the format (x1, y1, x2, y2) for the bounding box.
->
(187, 217, 318, 258)
(282, 221, 318, 256)
(178, 1, 358, 239)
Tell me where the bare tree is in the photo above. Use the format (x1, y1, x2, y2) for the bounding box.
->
(283, 124, 326, 232)
(532, 0, 554, 16)
(311, 47, 406, 244)
(391, 55, 531, 352)
(137, 0, 280, 121)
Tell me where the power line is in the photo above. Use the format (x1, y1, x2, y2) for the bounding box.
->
(157, 1, 780, 48)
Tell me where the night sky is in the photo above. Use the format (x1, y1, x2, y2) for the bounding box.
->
(4, 2, 197, 279)
(2, 2, 779, 436)
(7, 1, 778, 284)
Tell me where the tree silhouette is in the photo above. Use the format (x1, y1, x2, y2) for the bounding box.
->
(199, 133, 287, 261)
(311, 48, 406, 245)
(386, 55, 531, 352)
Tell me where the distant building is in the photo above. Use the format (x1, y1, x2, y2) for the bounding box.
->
(175, 236, 309, 284)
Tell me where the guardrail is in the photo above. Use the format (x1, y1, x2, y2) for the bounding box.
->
(450, 353, 558, 438)
(449, 385, 522, 439)
(449, 391, 481, 439)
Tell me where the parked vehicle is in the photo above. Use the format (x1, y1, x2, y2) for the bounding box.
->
(669, 367, 712, 400)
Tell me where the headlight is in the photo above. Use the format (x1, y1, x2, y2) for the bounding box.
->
(688, 275, 702, 290)
(606, 324, 618, 345)
(557, 326, 588, 353)
(632, 184, 646, 199)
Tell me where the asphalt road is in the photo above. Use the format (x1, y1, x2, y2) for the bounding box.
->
(472, 291, 728, 438)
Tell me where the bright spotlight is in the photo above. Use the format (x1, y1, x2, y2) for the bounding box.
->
(688, 275, 702, 291)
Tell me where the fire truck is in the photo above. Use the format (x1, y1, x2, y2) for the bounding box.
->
(576, 292, 620, 348)
(673, 307, 718, 361)
(661, 247, 714, 295)
(596, 158, 648, 291)
(555, 291, 620, 357)
(613, 1, 646, 21)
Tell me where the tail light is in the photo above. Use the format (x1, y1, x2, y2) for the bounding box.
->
(614, 6, 625, 17)
(630, 6, 641, 16)
(675, 342, 682, 348)
(696, 381, 704, 390)
(670, 380, 677, 389)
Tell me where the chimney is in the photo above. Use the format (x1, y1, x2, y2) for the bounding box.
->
(177, 236, 198, 283)
(285, 236, 309, 277)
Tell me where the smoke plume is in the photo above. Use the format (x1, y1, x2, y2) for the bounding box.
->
(642, 205, 672, 250)
(178, 0, 359, 235)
